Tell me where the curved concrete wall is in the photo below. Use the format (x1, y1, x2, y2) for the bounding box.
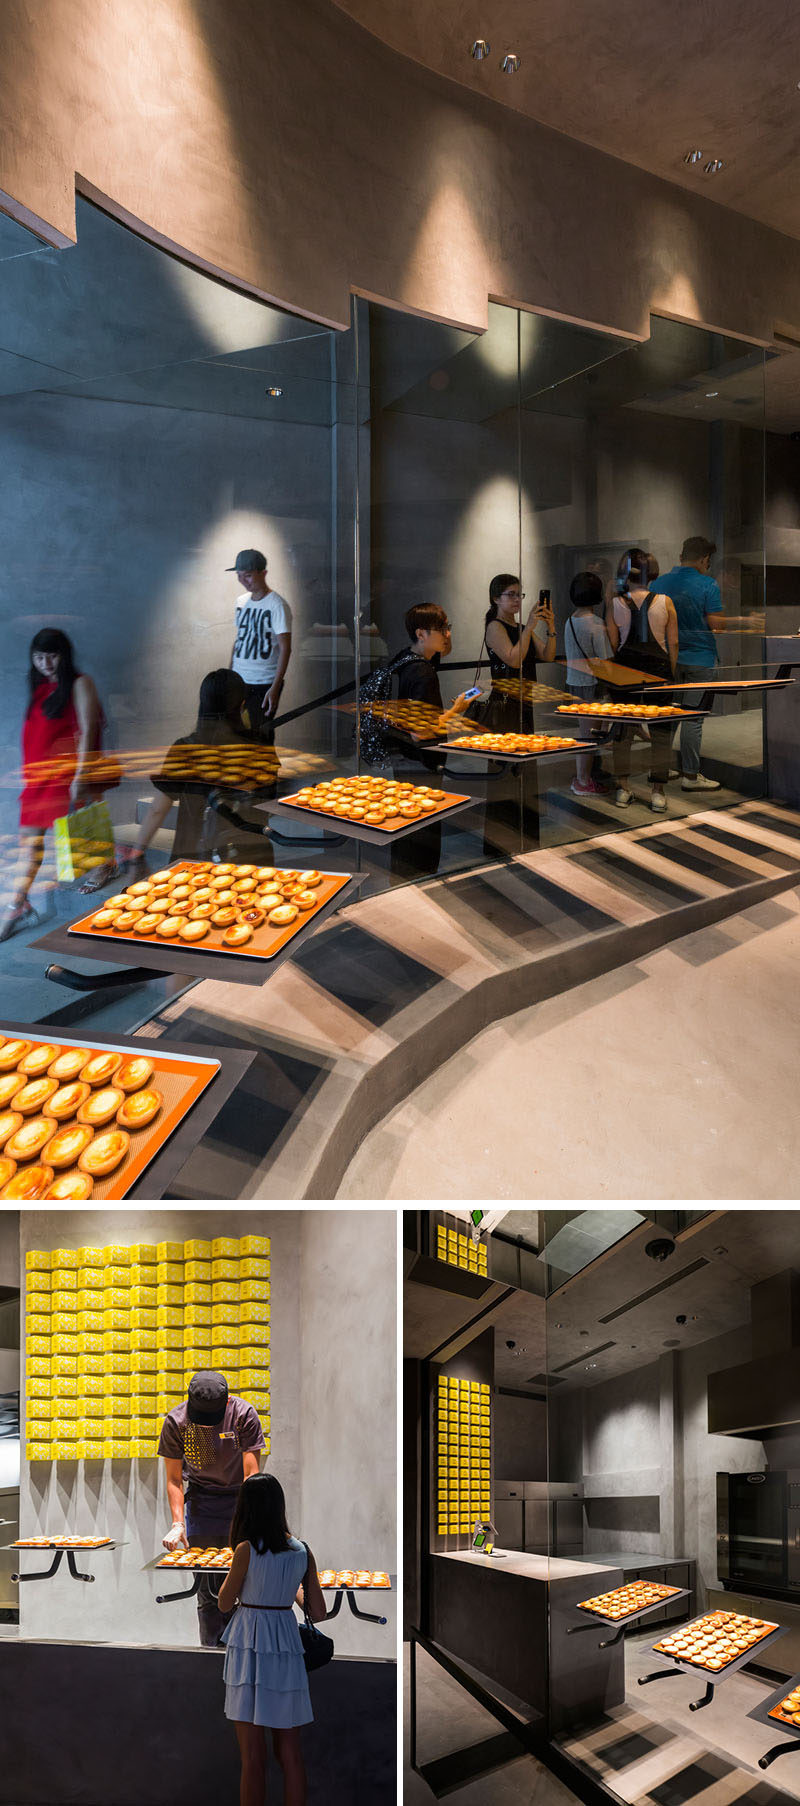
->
(2, 0, 800, 344)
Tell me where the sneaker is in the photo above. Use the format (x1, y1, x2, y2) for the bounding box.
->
(681, 773, 720, 791)
(614, 787, 632, 807)
(669, 768, 682, 780)
(650, 789, 667, 812)
(570, 778, 603, 796)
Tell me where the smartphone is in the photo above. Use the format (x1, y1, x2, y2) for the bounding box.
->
(538, 589, 551, 609)
(463, 685, 483, 700)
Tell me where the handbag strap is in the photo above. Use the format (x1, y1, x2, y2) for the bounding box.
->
(567, 614, 593, 662)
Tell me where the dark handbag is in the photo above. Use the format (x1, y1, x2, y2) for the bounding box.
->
(299, 1543, 334, 1672)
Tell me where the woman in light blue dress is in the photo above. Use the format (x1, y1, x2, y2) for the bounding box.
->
(219, 1474, 327, 1806)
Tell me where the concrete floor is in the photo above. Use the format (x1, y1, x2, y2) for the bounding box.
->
(405, 1646, 575, 1805)
(338, 888, 800, 1200)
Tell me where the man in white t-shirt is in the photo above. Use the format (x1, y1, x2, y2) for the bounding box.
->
(227, 548, 292, 740)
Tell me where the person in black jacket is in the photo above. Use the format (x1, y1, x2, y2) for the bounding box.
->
(388, 604, 468, 877)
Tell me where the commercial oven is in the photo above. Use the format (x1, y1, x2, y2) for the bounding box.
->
(717, 1471, 800, 1600)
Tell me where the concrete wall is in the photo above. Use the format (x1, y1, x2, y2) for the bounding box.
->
(493, 1392, 547, 1482)
(16, 1208, 395, 1657)
(679, 1326, 766, 1603)
(5, 0, 800, 350)
(0, 1210, 19, 1287)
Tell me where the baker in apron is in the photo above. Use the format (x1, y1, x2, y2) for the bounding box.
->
(158, 1370, 265, 1645)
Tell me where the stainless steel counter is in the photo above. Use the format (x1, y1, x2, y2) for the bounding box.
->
(434, 1548, 617, 1583)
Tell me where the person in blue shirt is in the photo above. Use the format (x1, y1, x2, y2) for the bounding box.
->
(651, 536, 724, 791)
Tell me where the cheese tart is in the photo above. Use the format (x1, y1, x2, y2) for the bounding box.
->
(238, 906, 266, 928)
(188, 902, 215, 920)
(116, 1088, 162, 1130)
(0, 1040, 31, 1071)
(43, 1122, 95, 1169)
(0, 1073, 25, 1109)
(48, 1171, 94, 1200)
(298, 871, 322, 886)
(80, 1052, 122, 1087)
(0, 1110, 24, 1148)
(179, 920, 210, 942)
(211, 906, 237, 928)
(90, 910, 119, 930)
(134, 914, 159, 935)
(19, 1043, 60, 1077)
(77, 1086, 125, 1127)
(6, 1115, 59, 1162)
(14, 1077, 59, 1115)
(46, 1080, 92, 1121)
(223, 924, 252, 948)
(48, 1048, 87, 1082)
(155, 916, 186, 937)
(1, 1164, 55, 1199)
(268, 904, 298, 926)
(0, 1156, 16, 1188)
(293, 890, 319, 910)
(78, 1128, 131, 1177)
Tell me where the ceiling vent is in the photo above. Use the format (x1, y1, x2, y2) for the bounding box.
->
(598, 1257, 710, 1324)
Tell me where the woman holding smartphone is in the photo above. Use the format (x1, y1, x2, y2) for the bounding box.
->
(481, 574, 555, 732)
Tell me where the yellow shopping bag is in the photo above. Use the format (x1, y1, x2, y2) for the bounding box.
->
(53, 801, 115, 883)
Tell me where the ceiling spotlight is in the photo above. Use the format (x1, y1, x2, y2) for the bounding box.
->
(500, 52, 521, 72)
(471, 38, 491, 59)
(704, 159, 724, 175)
(684, 149, 703, 165)
(585, 1362, 597, 1370)
(706, 390, 719, 397)
(266, 386, 283, 397)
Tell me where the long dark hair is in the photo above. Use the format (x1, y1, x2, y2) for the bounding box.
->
(196, 669, 250, 743)
(229, 1473, 293, 1556)
(485, 573, 519, 631)
(28, 629, 79, 720)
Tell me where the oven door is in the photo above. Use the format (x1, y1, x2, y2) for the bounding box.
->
(728, 1473, 787, 1594)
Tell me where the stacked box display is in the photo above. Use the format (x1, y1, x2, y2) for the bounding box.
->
(435, 1222, 488, 1277)
(24, 1233, 271, 1462)
(435, 1375, 491, 1539)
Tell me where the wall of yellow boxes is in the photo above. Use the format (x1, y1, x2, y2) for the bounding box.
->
(23, 1235, 271, 1461)
(435, 1221, 488, 1278)
(435, 1375, 491, 1540)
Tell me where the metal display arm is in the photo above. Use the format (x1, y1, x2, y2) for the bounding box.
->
(12, 1548, 95, 1584)
(639, 1619, 787, 1714)
(323, 1587, 388, 1626)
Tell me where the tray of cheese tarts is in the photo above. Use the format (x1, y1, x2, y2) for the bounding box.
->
(767, 1685, 800, 1728)
(317, 1570, 392, 1590)
(0, 1030, 219, 1200)
(275, 775, 473, 839)
(435, 731, 592, 760)
(157, 1546, 233, 1569)
(557, 702, 703, 720)
(345, 698, 481, 742)
(11, 1536, 112, 1548)
(747, 1672, 800, 1733)
(652, 1610, 782, 1673)
(65, 861, 353, 965)
(576, 1581, 686, 1622)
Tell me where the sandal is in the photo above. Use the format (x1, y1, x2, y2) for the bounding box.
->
(78, 859, 124, 895)
(0, 899, 39, 944)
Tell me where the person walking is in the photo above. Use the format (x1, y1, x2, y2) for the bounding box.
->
(159, 1370, 265, 1646)
(218, 1473, 327, 1806)
(651, 536, 725, 791)
(0, 628, 109, 941)
(229, 550, 292, 741)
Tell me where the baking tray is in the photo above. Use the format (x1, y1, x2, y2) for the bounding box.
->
(651, 1611, 785, 1678)
(0, 1020, 252, 1200)
(269, 791, 475, 845)
(624, 677, 796, 696)
(556, 705, 707, 723)
(35, 869, 360, 988)
(749, 1671, 800, 1734)
(8, 1537, 115, 1549)
(66, 861, 351, 964)
(426, 737, 596, 763)
(575, 1584, 689, 1625)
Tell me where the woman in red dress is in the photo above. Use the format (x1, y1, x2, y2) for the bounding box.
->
(0, 630, 104, 941)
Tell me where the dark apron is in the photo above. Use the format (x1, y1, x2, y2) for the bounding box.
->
(185, 1486, 240, 1648)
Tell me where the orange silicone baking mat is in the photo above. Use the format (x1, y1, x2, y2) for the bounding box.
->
(279, 782, 472, 834)
(769, 1691, 800, 1725)
(652, 1611, 779, 1671)
(13, 1537, 112, 1547)
(0, 1032, 218, 1200)
(557, 703, 699, 719)
(577, 1583, 682, 1619)
(67, 861, 351, 963)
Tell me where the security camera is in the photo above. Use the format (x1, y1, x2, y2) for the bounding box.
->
(506, 1339, 516, 1349)
(675, 1314, 687, 1325)
(645, 1237, 676, 1263)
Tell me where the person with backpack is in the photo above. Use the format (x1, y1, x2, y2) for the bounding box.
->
(218, 1472, 326, 1806)
(610, 548, 679, 812)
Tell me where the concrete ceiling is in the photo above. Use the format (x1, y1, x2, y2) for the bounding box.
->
(332, 0, 800, 243)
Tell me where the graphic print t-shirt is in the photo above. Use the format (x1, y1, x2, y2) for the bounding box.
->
(158, 1397, 265, 1494)
(232, 591, 292, 686)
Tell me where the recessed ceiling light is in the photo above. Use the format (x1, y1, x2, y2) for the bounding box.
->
(500, 52, 521, 72)
(585, 1362, 597, 1370)
(684, 149, 703, 165)
(706, 391, 719, 397)
(266, 386, 283, 397)
(704, 159, 724, 175)
(470, 38, 491, 59)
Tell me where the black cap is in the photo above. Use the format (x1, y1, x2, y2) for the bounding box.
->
(187, 1370, 229, 1425)
(226, 549, 267, 572)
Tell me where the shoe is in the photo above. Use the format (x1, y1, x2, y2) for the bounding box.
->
(681, 774, 720, 791)
(614, 787, 632, 807)
(0, 900, 38, 943)
(570, 778, 603, 796)
(669, 768, 682, 780)
(650, 790, 667, 812)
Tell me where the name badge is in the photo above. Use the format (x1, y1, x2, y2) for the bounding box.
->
(218, 1431, 236, 1441)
